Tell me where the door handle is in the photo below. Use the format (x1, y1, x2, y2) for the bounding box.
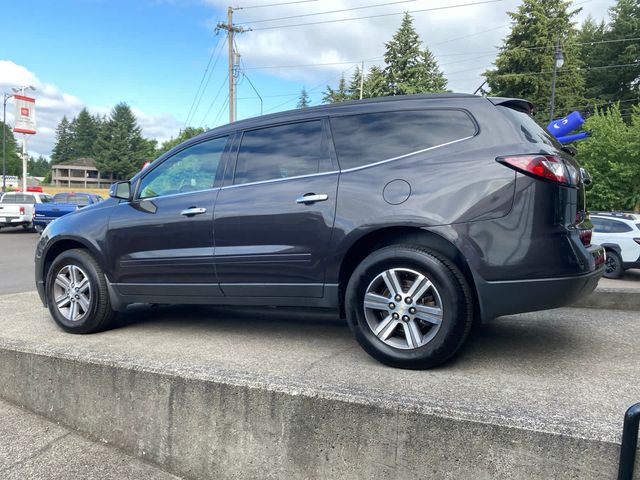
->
(296, 194, 328, 204)
(180, 207, 207, 217)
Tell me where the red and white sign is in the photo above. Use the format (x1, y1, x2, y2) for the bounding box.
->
(13, 95, 36, 135)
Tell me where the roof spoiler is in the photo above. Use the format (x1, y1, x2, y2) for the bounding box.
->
(488, 97, 534, 114)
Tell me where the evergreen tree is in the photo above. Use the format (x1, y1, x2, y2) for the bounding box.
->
(297, 87, 311, 108)
(93, 103, 148, 179)
(0, 121, 22, 176)
(580, 0, 640, 104)
(157, 127, 206, 156)
(51, 116, 74, 165)
(27, 155, 51, 177)
(70, 108, 99, 158)
(364, 65, 388, 98)
(484, 0, 585, 122)
(348, 66, 364, 100)
(322, 74, 350, 103)
(383, 13, 448, 95)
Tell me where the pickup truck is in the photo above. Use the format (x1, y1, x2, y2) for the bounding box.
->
(33, 192, 103, 233)
(0, 192, 53, 230)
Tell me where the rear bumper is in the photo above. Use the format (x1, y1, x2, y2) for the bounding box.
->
(0, 216, 30, 226)
(475, 244, 606, 320)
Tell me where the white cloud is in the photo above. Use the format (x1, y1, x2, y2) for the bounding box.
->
(0, 60, 182, 157)
(203, 0, 616, 97)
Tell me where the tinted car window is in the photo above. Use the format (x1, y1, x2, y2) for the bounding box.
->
(67, 195, 90, 206)
(498, 106, 562, 148)
(592, 218, 632, 233)
(40, 195, 52, 203)
(234, 120, 329, 185)
(330, 109, 477, 170)
(139, 136, 228, 199)
(53, 193, 68, 203)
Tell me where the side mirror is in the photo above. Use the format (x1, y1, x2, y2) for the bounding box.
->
(109, 181, 131, 201)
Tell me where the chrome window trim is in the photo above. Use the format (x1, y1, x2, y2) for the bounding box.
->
(218, 134, 475, 190)
(221, 169, 340, 190)
(339, 135, 476, 174)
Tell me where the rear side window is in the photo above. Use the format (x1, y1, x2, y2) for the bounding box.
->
(592, 218, 633, 233)
(498, 106, 562, 148)
(234, 120, 329, 185)
(330, 109, 477, 170)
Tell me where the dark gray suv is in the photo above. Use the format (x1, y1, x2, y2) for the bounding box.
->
(35, 94, 605, 369)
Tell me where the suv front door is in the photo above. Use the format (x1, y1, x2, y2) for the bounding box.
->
(213, 119, 338, 298)
(107, 136, 229, 297)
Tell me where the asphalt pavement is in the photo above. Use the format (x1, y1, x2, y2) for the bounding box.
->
(0, 227, 39, 294)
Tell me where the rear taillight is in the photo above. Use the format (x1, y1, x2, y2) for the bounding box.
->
(579, 229, 592, 246)
(497, 155, 572, 186)
(19, 206, 25, 215)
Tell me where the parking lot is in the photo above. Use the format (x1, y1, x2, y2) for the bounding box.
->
(0, 227, 39, 294)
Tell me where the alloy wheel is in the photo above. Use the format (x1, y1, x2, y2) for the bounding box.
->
(363, 268, 443, 350)
(52, 265, 92, 322)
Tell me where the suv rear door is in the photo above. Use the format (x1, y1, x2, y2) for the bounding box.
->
(213, 119, 339, 298)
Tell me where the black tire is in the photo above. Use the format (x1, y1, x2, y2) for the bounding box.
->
(34, 224, 44, 234)
(604, 250, 624, 279)
(46, 248, 116, 333)
(345, 245, 473, 369)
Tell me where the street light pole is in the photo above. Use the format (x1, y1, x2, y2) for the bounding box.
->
(549, 36, 564, 123)
(2, 93, 14, 193)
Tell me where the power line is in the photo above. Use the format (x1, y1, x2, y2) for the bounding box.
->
(184, 37, 226, 126)
(263, 63, 359, 114)
(212, 96, 230, 127)
(235, 0, 318, 9)
(243, 56, 384, 70)
(199, 77, 228, 127)
(238, 0, 417, 25)
(250, 0, 507, 31)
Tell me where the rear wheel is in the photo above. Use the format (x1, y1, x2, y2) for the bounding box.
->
(345, 245, 473, 369)
(46, 249, 115, 333)
(604, 250, 623, 279)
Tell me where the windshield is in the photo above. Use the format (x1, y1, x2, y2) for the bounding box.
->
(498, 106, 563, 149)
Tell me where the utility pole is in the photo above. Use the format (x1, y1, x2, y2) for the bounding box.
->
(359, 60, 365, 100)
(217, 7, 247, 123)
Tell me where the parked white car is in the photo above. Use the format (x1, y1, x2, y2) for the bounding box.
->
(0, 191, 53, 230)
(590, 212, 640, 278)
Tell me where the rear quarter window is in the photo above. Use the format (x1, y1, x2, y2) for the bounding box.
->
(498, 106, 562, 148)
(329, 109, 477, 170)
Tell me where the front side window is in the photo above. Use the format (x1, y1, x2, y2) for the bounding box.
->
(330, 109, 477, 170)
(138, 136, 228, 199)
(234, 120, 329, 185)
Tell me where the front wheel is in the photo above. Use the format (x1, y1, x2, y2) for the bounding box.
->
(345, 245, 473, 369)
(34, 224, 45, 234)
(46, 249, 116, 333)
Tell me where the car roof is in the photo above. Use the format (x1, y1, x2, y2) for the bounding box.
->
(195, 93, 529, 140)
(591, 212, 639, 222)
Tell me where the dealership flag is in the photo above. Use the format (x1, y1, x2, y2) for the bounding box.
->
(13, 95, 36, 135)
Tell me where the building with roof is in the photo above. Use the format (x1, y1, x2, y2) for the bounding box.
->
(51, 158, 115, 189)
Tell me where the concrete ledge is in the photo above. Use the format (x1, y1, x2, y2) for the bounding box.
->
(0, 339, 636, 480)
(573, 287, 640, 311)
(1, 292, 639, 479)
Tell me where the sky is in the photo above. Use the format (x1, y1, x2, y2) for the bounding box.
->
(0, 0, 616, 158)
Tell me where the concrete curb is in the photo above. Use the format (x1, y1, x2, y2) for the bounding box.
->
(0, 339, 636, 480)
(572, 288, 640, 311)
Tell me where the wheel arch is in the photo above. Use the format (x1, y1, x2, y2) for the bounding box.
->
(336, 226, 479, 319)
(42, 237, 106, 291)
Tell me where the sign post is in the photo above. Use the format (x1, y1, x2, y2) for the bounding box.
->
(13, 94, 36, 192)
